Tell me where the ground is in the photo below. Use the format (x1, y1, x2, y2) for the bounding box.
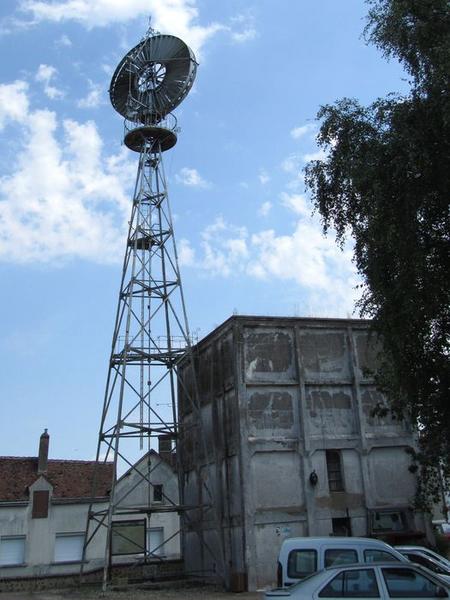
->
(0, 585, 262, 600)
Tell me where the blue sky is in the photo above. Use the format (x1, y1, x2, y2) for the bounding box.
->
(0, 0, 407, 460)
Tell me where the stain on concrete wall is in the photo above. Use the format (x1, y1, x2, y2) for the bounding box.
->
(306, 387, 356, 435)
(217, 334, 234, 392)
(361, 388, 410, 433)
(369, 447, 416, 504)
(251, 451, 304, 510)
(247, 389, 295, 436)
(299, 331, 351, 381)
(355, 331, 381, 379)
(244, 329, 296, 382)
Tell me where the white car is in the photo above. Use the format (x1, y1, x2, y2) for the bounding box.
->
(263, 562, 450, 599)
(395, 546, 450, 570)
(395, 547, 450, 583)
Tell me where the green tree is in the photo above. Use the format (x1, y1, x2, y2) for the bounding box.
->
(304, 0, 450, 508)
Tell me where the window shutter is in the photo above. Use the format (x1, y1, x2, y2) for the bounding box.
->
(54, 534, 84, 562)
(147, 528, 164, 556)
(32, 490, 49, 518)
(0, 537, 25, 565)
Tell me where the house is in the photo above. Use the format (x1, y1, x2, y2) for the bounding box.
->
(177, 315, 433, 591)
(0, 430, 180, 582)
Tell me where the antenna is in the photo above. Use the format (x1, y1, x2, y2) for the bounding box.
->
(80, 27, 222, 590)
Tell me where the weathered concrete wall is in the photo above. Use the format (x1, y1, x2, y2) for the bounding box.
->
(179, 316, 421, 591)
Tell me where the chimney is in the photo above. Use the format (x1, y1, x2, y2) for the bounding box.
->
(38, 429, 49, 475)
(158, 435, 173, 466)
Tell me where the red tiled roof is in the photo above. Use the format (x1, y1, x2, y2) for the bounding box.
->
(0, 457, 113, 502)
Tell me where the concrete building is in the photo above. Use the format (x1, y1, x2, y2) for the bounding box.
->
(0, 431, 180, 582)
(178, 316, 430, 591)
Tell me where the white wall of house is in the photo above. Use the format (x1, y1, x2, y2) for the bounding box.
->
(0, 453, 180, 579)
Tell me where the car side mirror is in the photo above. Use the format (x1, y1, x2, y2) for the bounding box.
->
(435, 586, 448, 598)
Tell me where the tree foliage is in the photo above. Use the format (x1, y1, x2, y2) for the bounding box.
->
(304, 0, 450, 507)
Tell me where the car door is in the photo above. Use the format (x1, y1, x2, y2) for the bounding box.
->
(378, 565, 450, 599)
(313, 567, 383, 599)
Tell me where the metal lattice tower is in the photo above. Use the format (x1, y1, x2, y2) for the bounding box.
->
(80, 28, 213, 589)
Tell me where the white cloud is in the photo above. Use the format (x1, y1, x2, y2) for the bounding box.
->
(35, 64, 64, 99)
(281, 153, 302, 174)
(197, 216, 248, 277)
(303, 149, 327, 162)
(20, 0, 225, 57)
(231, 27, 257, 43)
(176, 167, 210, 188)
(258, 169, 270, 185)
(54, 33, 72, 47)
(77, 79, 104, 108)
(280, 192, 310, 217)
(249, 222, 358, 312)
(290, 123, 316, 140)
(258, 201, 272, 217)
(0, 81, 30, 129)
(178, 238, 195, 266)
(0, 79, 134, 264)
(181, 215, 359, 315)
(229, 11, 258, 44)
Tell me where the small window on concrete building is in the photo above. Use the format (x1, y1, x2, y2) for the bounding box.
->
(54, 533, 84, 563)
(147, 527, 164, 556)
(153, 484, 163, 502)
(371, 510, 407, 533)
(326, 450, 344, 492)
(0, 536, 26, 565)
(32, 490, 49, 518)
(332, 517, 352, 536)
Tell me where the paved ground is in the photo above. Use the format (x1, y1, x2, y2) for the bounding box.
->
(0, 585, 263, 600)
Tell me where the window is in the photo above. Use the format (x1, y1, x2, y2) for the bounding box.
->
(287, 549, 317, 579)
(326, 450, 344, 492)
(54, 534, 84, 563)
(32, 490, 49, 518)
(111, 520, 146, 556)
(364, 549, 400, 563)
(0, 536, 26, 566)
(382, 567, 441, 598)
(147, 527, 164, 557)
(325, 549, 358, 568)
(371, 510, 406, 533)
(332, 517, 352, 536)
(319, 568, 380, 598)
(153, 484, 163, 503)
(403, 553, 450, 577)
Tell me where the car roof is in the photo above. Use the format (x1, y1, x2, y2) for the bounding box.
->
(395, 545, 431, 551)
(323, 561, 416, 572)
(282, 536, 392, 545)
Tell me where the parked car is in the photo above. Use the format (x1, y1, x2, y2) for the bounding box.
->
(277, 537, 408, 587)
(435, 523, 450, 540)
(264, 562, 450, 599)
(395, 547, 450, 583)
(395, 546, 450, 570)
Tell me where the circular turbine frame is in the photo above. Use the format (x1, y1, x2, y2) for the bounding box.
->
(110, 34, 197, 124)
